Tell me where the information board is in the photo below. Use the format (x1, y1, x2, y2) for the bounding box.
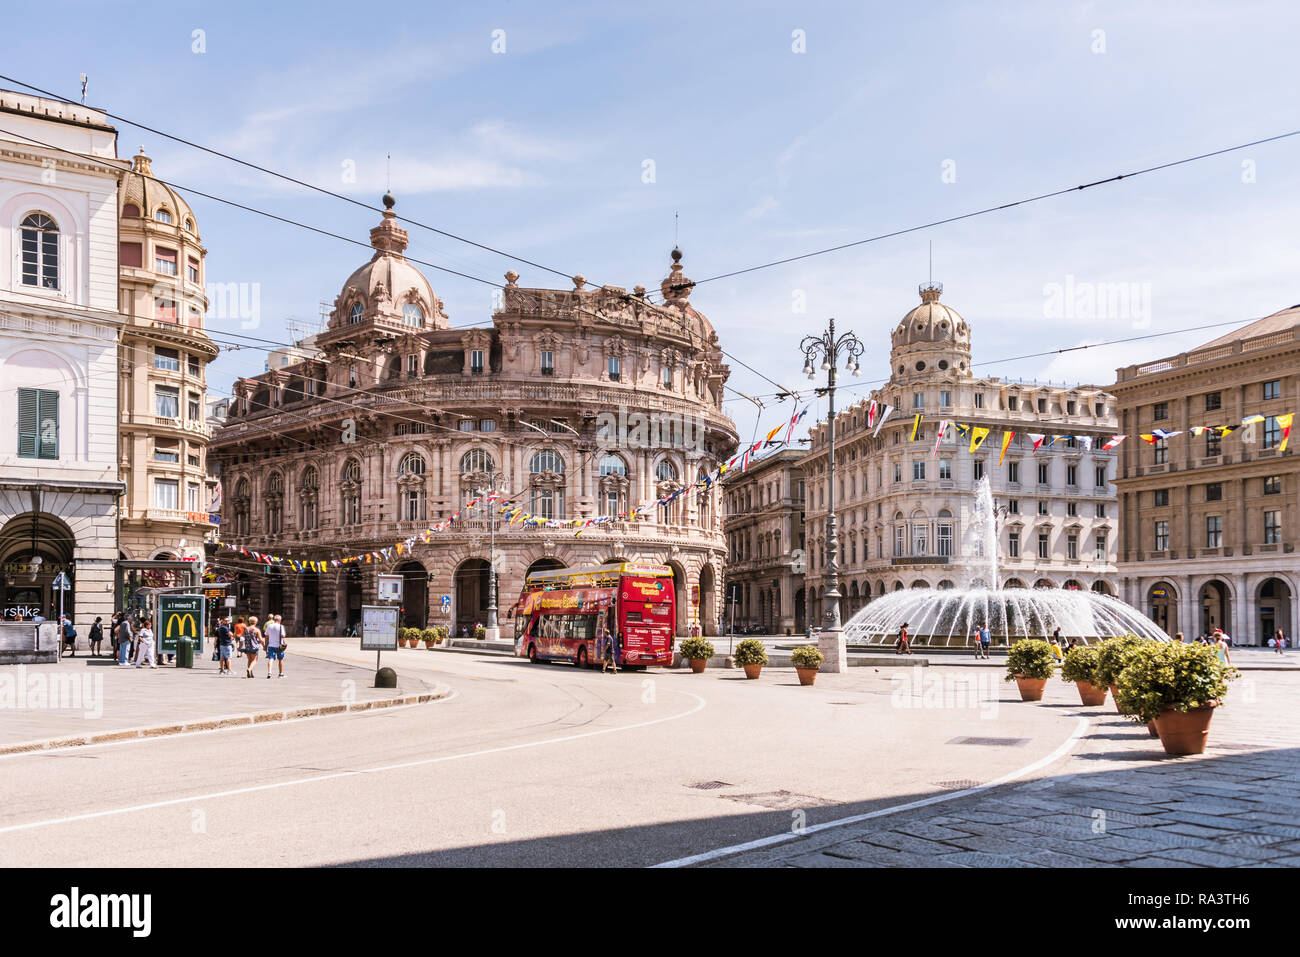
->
(157, 594, 205, 654)
(360, 604, 399, 650)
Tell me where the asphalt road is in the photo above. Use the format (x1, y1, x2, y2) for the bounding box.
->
(0, 640, 1082, 867)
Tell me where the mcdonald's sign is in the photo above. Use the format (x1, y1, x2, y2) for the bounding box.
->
(157, 595, 205, 654)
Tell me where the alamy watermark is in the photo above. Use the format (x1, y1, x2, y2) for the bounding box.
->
(1043, 275, 1151, 329)
(595, 405, 709, 453)
(0, 665, 102, 719)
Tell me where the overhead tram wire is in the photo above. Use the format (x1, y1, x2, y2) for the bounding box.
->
(0, 73, 579, 287)
(632, 126, 1300, 303)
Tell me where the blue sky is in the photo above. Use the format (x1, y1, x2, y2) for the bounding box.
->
(7, 1, 1300, 440)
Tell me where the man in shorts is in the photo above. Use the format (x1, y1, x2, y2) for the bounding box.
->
(264, 614, 287, 678)
(215, 616, 234, 676)
(979, 625, 992, 659)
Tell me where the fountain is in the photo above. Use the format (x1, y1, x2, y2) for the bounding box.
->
(842, 477, 1169, 648)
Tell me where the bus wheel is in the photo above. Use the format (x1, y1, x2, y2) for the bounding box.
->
(527, 644, 540, 664)
(576, 646, 588, 669)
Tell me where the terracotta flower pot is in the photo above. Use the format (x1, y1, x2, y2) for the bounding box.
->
(742, 663, 762, 680)
(425, 641, 436, 649)
(795, 666, 818, 686)
(1153, 703, 1217, 756)
(1109, 683, 1129, 714)
(1076, 681, 1108, 706)
(689, 658, 707, 674)
(1014, 675, 1047, 701)
(1146, 719, 1160, 738)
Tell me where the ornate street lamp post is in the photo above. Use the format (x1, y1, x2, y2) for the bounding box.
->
(800, 317, 863, 672)
(475, 471, 507, 642)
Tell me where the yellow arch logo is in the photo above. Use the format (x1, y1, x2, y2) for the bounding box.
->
(166, 613, 198, 638)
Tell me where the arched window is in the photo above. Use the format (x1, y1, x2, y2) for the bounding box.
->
(398, 452, 425, 476)
(340, 459, 362, 525)
(349, 302, 364, 324)
(298, 467, 319, 530)
(598, 454, 627, 477)
(402, 303, 423, 327)
(265, 472, 284, 534)
(655, 458, 679, 483)
(598, 454, 629, 517)
(937, 508, 954, 558)
(20, 213, 59, 289)
(233, 478, 251, 537)
(155, 208, 173, 224)
(530, 450, 564, 474)
(460, 450, 494, 474)
(184, 218, 194, 232)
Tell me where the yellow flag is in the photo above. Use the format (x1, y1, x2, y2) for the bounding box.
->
(999, 430, 1015, 466)
(969, 426, 990, 453)
(911, 413, 923, 441)
(1279, 413, 1294, 452)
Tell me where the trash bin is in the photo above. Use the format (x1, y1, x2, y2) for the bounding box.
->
(176, 637, 194, 669)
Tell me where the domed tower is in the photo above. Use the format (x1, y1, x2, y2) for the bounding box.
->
(888, 281, 972, 383)
(116, 148, 219, 565)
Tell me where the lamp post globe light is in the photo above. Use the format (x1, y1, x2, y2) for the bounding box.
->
(800, 317, 864, 673)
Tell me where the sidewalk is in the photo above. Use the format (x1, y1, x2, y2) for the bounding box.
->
(0, 647, 447, 755)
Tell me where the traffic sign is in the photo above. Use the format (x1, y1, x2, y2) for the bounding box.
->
(440, 594, 451, 614)
(51, 571, 71, 591)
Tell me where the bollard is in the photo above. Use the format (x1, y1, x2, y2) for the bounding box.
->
(374, 666, 397, 689)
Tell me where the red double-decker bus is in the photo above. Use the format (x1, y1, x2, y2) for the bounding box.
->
(514, 562, 675, 668)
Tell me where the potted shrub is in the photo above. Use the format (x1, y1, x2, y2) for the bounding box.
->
(791, 645, 824, 685)
(474, 624, 486, 641)
(434, 625, 448, 645)
(733, 638, 768, 679)
(1094, 634, 1145, 713)
(1115, 642, 1237, 756)
(421, 627, 439, 649)
(679, 636, 714, 673)
(397, 627, 412, 648)
(1060, 645, 1108, 706)
(1004, 639, 1056, 701)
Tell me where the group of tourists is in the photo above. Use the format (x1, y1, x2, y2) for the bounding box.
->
(212, 614, 288, 678)
(107, 612, 158, 668)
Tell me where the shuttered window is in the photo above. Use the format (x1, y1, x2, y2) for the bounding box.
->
(18, 389, 59, 459)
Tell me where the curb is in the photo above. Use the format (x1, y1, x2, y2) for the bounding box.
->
(0, 689, 450, 757)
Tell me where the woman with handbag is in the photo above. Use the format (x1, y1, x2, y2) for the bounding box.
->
(243, 615, 264, 678)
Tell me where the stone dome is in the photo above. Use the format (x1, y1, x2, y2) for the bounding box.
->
(657, 247, 717, 343)
(330, 195, 447, 331)
(889, 282, 972, 379)
(120, 149, 200, 237)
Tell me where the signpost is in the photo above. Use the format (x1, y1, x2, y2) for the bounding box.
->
(440, 594, 451, 615)
(361, 604, 399, 683)
(156, 594, 204, 654)
(51, 570, 71, 628)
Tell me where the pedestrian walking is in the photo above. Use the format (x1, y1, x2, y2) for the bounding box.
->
(970, 624, 982, 658)
(264, 614, 287, 678)
(1273, 628, 1286, 655)
(133, 617, 156, 668)
(602, 628, 620, 674)
(60, 615, 77, 656)
(115, 614, 133, 666)
(895, 622, 911, 655)
(88, 617, 104, 656)
(215, 616, 234, 675)
(1213, 630, 1232, 667)
(243, 615, 263, 677)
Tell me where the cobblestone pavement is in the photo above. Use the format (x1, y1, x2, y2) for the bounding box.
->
(707, 669, 1300, 867)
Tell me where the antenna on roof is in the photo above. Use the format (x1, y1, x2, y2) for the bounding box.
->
(386, 153, 391, 192)
(674, 211, 678, 248)
(79, 74, 87, 105)
(928, 240, 932, 285)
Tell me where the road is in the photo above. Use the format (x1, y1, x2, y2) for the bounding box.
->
(0, 640, 1083, 867)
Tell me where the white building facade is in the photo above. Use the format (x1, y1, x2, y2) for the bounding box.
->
(0, 91, 126, 626)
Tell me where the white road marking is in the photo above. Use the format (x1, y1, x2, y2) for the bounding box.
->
(653, 712, 1092, 868)
(0, 691, 706, 836)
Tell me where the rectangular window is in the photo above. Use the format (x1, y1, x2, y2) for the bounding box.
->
(1154, 520, 1169, 551)
(119, 241, 142, 268)
(406, 354, 418, 377)
(154, 440, 179, 463)
(939, 459, 952, 481)
(1153, 438, 1167, 465)
(471, 350, 484, 375)
(1264, 415, 1282, 449)
(154, 347, 180, 371)
(1153, 402, 1169, 421)
(479, 419, 496, 432)
(893, 525, 905, 558)
(1205, 392, 1221, 412)
(1206, 482, 1222, 502)
(1008, 499, 1020, 514)
(941, 390, 952, 407)
(154, 246, 177, 275)
(973, 460, 985, 481)
(938, 523, 953, 557)
(458, 420, 475, 432)
(1265, 510, 1281, 545)
(1038, 500, 1049, 516)
(1067, 534, 1079, 560)
(1264, 379, 1281, 400)
(153, 478, 179, 510)
(17, 388, 59, 459)
(912, 392, 924, 409)
(1264, 475, 1282, 495)
(187, 257, 199, 283)
(188, 393, 201, 421)
(1066, 464, 1078, 487)
(662, 366, 673, 388)
(1095, 465, 1107, 487)
(1008, 461, 1020, 484)
(1037, 462, 1049, 485)
(1154, 489, 1170, 507)
(1095, 532, 1107, 560)
(1008, 532, 1020, 558)
(1095, 502, 1107, 518)
(1038, 532, 1050, 559)
(1206, 431, 1222, 456)
(1067, 400, 1077, 415)
(912, 460, 925, 481)
(1007, 396, 1018, 411)
(1067, 501, 1078, 517)
(974, 393, 985, 409)
(187, 354, 199, 377)
(893, 462, 901, 483)
(541, 351, 555, 376)
(155, 298, 177, 322)
(608, 355, 620, 381)
(155, 386, 180, 419)
(187, 483, 200, 512)
(1206, 515, 1222, 548)
(1037, 397, 1047, 413)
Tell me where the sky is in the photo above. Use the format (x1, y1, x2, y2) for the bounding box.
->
(5, 0, 1299, 442)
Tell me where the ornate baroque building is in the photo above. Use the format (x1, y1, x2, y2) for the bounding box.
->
(209, 196, 738, 636)
(720, 448, 806, 634)
(801, 283, 1120, 626)
(1113, 305, 1300, 645)
(115, 150, 217, 592)
(0, 91, 125, 626)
